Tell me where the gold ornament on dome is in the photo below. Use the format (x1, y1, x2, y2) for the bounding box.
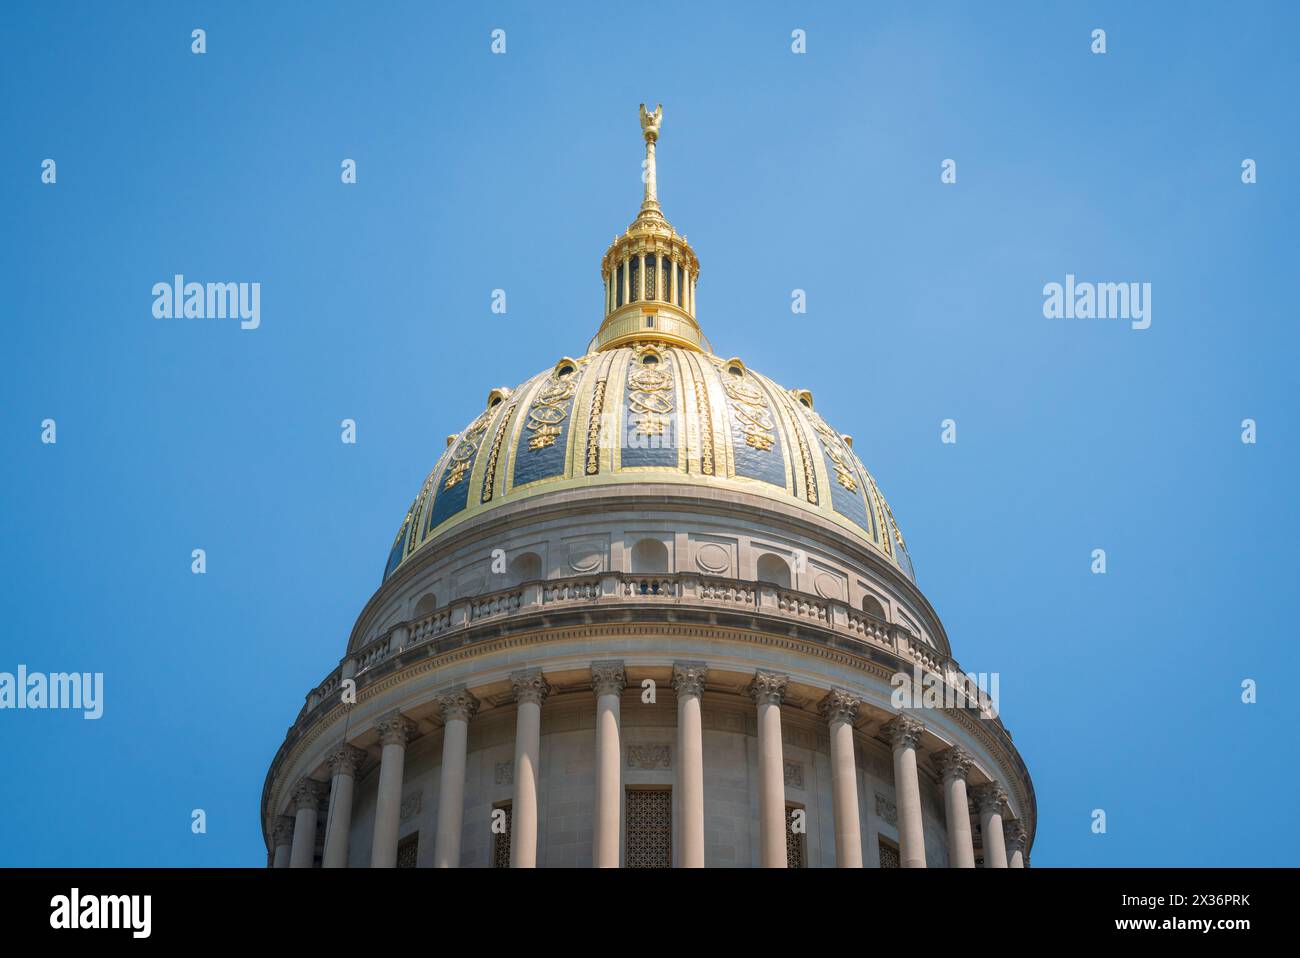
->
(883, 496, 908, 550)
(692, 376, 715, 475)
(799, 396, 858, 493)
(713, 358, 775, 452)
(864, 472, 894, 556)
(585, 378, 609, 475)
(443, 408, 493, 490)
(480, 400, 517, 503)
(405, 475, 436, 557)
(525, 362, 583, 451)
(628, 346, 675, 438)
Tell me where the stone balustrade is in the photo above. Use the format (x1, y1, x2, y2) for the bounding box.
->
(298, 571, 1000, 731)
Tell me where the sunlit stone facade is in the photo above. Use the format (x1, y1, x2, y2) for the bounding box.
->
(261, 106, 1035, 869)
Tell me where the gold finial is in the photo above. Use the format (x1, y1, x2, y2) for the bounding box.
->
(638, 103, 663, 208)
(639, 102, 663, 142)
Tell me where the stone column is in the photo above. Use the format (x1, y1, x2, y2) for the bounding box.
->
(509, 669, 550, 868)
(973, 783, 1009, 868)
(1004, 819, 1027, 868)
(322, 744, 367, 868)
(749, 671, 789, 868)
(935, 745, 976, 868)
(591, 662, 626, 868)
(819, 689, 863, 868)
(271, 815, 295, 869)
(370, 711, 416, 868)
(672, 662, 708, 868)
(433, 687, 479, 868)
(288, 779, 326, 868)
(883, 715, 927, 868)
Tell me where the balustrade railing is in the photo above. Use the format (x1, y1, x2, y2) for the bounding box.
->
(301, 571, 986, 725)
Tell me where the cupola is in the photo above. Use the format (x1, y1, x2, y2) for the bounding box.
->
(592, 104, 705, 353)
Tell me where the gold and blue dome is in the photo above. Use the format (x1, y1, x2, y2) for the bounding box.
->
(382, 105, 915, 584)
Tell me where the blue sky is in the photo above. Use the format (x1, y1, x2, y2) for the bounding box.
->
(1, 1, 1296, 866)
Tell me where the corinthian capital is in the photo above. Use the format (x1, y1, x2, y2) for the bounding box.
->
(671, 662, 708, 698)
(437, 686, 480, 723)
(591, 661, 627, 698)
(819, 688, 861, 725)
(375, 710, 416, 748)
(748, 670, 789, 706)
(1004, 819, 1027, 853)
(271, 814, 295, 846)
(970, 782, 1009, 815)
(882, 714, 926, 751)
(934, 745, 975, 783)
(511, 669, 551, 706)
(290, 778, 327, 812)
(326, 743, 367, 779)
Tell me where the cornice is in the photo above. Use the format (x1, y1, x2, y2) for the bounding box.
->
(262, 614, 1034, 854)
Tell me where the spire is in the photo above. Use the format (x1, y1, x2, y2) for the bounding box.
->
(639, 103, 662, 213)
(593, 104, 704, 353)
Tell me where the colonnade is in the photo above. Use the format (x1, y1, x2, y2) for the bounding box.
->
(272, 662, 1026, 868)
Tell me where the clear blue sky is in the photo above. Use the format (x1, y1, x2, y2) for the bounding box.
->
(2, 2, 1296, 867)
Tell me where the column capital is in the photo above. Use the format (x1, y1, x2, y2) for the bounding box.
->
(290, 777, 327, 812)
(375, 710, 416, 748)
(883, 713, 926, 750)
(437, 686, 480, 723)
(1004, 819, 1027, 853)
(511, 668, 551, 706)
(271, 814, 296, 846)
(326, 743, 367, 779)
(934, 745, 975, 783)
(748, 670, 788, 707)
(590, 661, 627, 698)
(671, 661, 709, 698)
(970, 782, 1009, 815)
(818, 688, 861, 725)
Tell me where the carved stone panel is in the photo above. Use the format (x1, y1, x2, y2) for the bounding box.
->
(783, 761, 804, 789)
(399, 791, 422, 823)
(626, 743, 672, 769)
(875, 792, 898, 827)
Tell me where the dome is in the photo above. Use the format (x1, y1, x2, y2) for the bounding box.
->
(382, 345, 916, 585)
(265, 104, 1034, 873)
(383, 103, 914, 586)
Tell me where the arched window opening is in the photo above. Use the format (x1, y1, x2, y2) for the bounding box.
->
(756, 553, 791, 589)
(508, 552, 542, 586)
(629, 538, 669, 574)
(861, 595, 888, 621)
